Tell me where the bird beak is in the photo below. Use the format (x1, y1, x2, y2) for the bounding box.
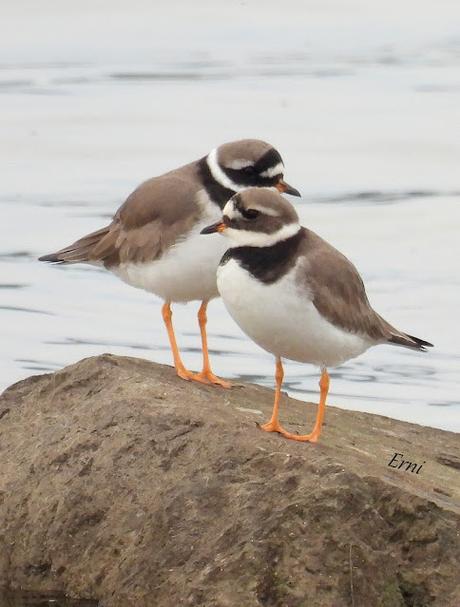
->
(276, 179, 301, 197)
(200, 221, 226, 235)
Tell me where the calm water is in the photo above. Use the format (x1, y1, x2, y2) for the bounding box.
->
(1, 1, 460, 433)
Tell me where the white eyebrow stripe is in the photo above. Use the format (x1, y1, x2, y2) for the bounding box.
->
(260, 162, 284, 178)
(224, 222, 301, 248)
(245, 204, 279, 217)
(226, 159, 253, 170)
(206, 148, 243, 192)
(223, 199, 279, 218)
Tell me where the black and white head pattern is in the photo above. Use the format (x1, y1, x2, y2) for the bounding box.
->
(221, 188, 301, 247)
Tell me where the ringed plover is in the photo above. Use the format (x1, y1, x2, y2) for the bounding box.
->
(201, 188, 433, 441)
(39, 141, 300, 387)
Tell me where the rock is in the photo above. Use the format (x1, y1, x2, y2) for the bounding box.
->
(0, 354, 459, 607)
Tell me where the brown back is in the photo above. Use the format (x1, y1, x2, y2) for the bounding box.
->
(92, 166, 202, 267)
(296, 228, 399, 342)
(43, 161, 204, 267)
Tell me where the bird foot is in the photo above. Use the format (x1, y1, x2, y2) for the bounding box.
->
(174, 366, 198, 382)
(259, 420, 318, 442)
(191, 371, 231, 389)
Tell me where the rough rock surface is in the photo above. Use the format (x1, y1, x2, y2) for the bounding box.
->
(0, 354, 459, 607)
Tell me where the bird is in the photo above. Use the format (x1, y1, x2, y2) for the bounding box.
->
(201, 188, 433, 441)
(39, 140, 300, 387)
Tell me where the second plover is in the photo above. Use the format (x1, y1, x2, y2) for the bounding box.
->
(39, 140, 300, 387)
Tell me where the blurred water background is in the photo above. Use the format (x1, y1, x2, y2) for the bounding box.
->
(1, 0, 460, 434)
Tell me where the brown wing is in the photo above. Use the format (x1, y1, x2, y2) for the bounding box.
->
(297, 229, 422, 346)
(39, 165, 203, 268)
(38, 226, 112, 264)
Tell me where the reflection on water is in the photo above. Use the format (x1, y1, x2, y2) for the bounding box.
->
(316, 190, 460, 205)
(0, 306, 54, 316)
(0, 592, 97, 607)
(0, 284, 28, 289)
(1, 0, 460, 433)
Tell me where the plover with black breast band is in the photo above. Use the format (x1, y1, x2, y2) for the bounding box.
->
(39, 140, 300, 387)
(201, 188, 433, 441)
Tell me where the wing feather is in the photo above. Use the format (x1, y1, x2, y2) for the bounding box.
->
(39, 168, 202, 267)
(297, 229, 432, 350)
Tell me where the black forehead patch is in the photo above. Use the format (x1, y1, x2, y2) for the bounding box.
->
(254, 147, 283, 172)
(232, 193, 256, 220)
(221, 147, 284, 188)
(232, 193, 243, 212)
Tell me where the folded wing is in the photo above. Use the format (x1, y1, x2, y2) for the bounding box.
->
(298, 229, 433, 351)
(39, 172, 202, 268)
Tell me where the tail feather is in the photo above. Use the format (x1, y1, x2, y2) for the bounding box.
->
(388, 332, 434, 351)
(38, 226, 110, 264)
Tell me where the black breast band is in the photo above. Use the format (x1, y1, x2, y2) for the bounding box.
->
(220, 229, 304, 284)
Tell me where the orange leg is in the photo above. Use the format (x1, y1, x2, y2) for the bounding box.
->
(259, 364, 330, 443)
(260, 357, 285, 433)
(192, 301, 231, 388)
(161, 302, 196, 381)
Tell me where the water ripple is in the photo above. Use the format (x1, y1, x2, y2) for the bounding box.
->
(0, 283, 28, 289)
(313, 190, 460, 206)
(0, 305, 54, 316)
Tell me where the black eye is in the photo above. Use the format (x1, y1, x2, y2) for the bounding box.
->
(242, 208, 260, 220)
(242, 165, 255, 174)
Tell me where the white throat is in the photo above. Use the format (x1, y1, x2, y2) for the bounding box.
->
(206, 148, 243, 192)
(224, 222, 301, 248)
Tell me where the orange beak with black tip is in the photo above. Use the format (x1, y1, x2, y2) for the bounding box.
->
(200, 221, 226, 235)
(276, 179, 301, 197)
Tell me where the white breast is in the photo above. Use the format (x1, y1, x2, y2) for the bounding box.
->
(217, 258, 373, 368)
(112, 191, 228, 303)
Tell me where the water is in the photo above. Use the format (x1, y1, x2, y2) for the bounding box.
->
(1, 1, 460, 433)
